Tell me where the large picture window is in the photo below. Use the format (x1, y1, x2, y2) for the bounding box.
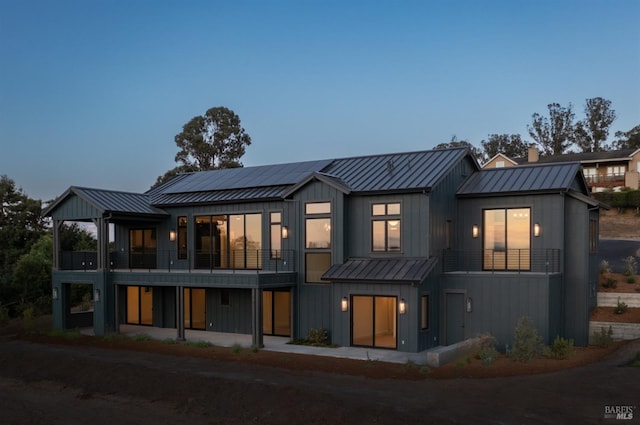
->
(483, 208, 530, 270)
(372, 202, 401, 252)
(194, 213, 262, 269)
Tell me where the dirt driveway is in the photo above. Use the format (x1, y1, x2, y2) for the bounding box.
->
(1, 336, 638, 425)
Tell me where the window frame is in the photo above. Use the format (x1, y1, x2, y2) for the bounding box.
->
(420, 294, 430, 331)
(371, 202, 402, 252)
(177, 216, 188, 260)
(304, 201, 332, 283)
(482, 207, 531, 271)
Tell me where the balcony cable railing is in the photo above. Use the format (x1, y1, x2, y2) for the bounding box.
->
(442, 249, 561, 274)
(59, 249, 295, 274)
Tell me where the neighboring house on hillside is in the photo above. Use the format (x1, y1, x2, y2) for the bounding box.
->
(482, 147, 640, 192)
(44, 147, 600, 352)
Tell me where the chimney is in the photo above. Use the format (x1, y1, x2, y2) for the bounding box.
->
(528, 146, 539, 163)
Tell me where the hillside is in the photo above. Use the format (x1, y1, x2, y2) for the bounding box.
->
(599, 209, 640, 239)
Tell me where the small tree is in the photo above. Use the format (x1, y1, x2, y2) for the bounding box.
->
(508, 317, 543, 363)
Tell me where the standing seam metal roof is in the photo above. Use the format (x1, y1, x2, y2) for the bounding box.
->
(321, 257, 438, 283)
(320, 148, 470, 193)
(456, 162, 583, 196)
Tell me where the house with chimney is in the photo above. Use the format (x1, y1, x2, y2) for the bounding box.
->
(483, 147, 640, 192)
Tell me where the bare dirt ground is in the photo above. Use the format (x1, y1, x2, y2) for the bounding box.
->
(1, 318, 639, 425)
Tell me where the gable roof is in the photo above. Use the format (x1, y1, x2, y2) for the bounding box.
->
(321, 257, 438, 284)
(43, 186, 168, 218)
(150, 147, 477, 205)
(321, 148, 473, 193)
(457, 162, 588, 197)
(481, 153, 518, 168)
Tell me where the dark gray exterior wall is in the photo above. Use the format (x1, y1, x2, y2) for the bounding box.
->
(291, 180, 345, 339)
(563, 195, 598, 346)
(443, 273, 562, 348)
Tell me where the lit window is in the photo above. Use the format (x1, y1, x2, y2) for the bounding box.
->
(371, 203, 401, 252)
(483, 208, 530, 270)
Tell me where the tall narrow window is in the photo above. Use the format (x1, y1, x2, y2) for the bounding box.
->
(421, 295, 429, 330)
(270, 212, 282, 259)
(372, 202, 401, 252)
(305, 202, 331, 283)
(483, 208, 530, 270)
(177, 216, 187, 260)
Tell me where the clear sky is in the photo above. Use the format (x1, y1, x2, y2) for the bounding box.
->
(1, 0, 639, 202)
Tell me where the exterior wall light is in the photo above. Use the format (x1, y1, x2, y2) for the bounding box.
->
(282, 226, 289, 239)
(534, 223, 541, 237)
(169, 230, 177, 241)
(52, 287, 59, 300)
(399, 298, 406, 315)
(341, 296, 348, 312)
(472, 224, 479, 238)
(466, 297, 473, 313)
(94, 288, 101, 303)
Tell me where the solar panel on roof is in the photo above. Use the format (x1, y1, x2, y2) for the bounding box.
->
(160, 159, 333, 194)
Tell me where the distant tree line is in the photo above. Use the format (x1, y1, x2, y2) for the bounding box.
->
(435, 97, 639, 164)
(0, 175, 96, 321)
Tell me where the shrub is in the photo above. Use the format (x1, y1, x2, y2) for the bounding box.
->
(628, 275, 637, 284)
(475, 334, 499, 366)
(611, 191, 628, 212)
(508, 317, 543, 363)
(599, 259, 611, 275)
(230, 343, 242, 354)
(623, 256, 637, 277)
(133, 333, 152, 341)
(614, 297, 629, 315)
(602, 277, 618, 289)
(183, 340, 213, 348)
(545, 336, 575, 359)
(592, 326, 614, 347)
(627, 190, 640, 214)
(307, 328, 329, 345)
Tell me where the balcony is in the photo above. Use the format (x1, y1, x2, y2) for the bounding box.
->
(59, 249, 296, 274)
(442, 249, 561, 274)
(585, 173, 625, 188)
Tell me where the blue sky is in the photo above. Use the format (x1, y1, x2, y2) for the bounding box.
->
(1, 0, 638, 201)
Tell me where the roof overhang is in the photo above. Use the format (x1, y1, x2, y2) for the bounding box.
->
(321, 257, 438, 284)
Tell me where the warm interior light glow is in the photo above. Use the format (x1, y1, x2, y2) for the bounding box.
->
(169, 230, 177, 241)
(472, 224, 479, 238)
(534, 223, 541, 237)
(341, 297, 348, 312)
(281, 226, 289, 239)
(399, 298, 406, 314)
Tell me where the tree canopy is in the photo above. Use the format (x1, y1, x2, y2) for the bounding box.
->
(434, 136, 485, 163)
(613, 124, 640, 150)
(527, 103, 575, 155)
(480, 134, 529, 159)
(573, 97, 617, 152)
(156, 106, 252, 186)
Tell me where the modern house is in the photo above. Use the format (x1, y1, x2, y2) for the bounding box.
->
(483, 147, 640, 192)
(44, 147, 600, 351)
